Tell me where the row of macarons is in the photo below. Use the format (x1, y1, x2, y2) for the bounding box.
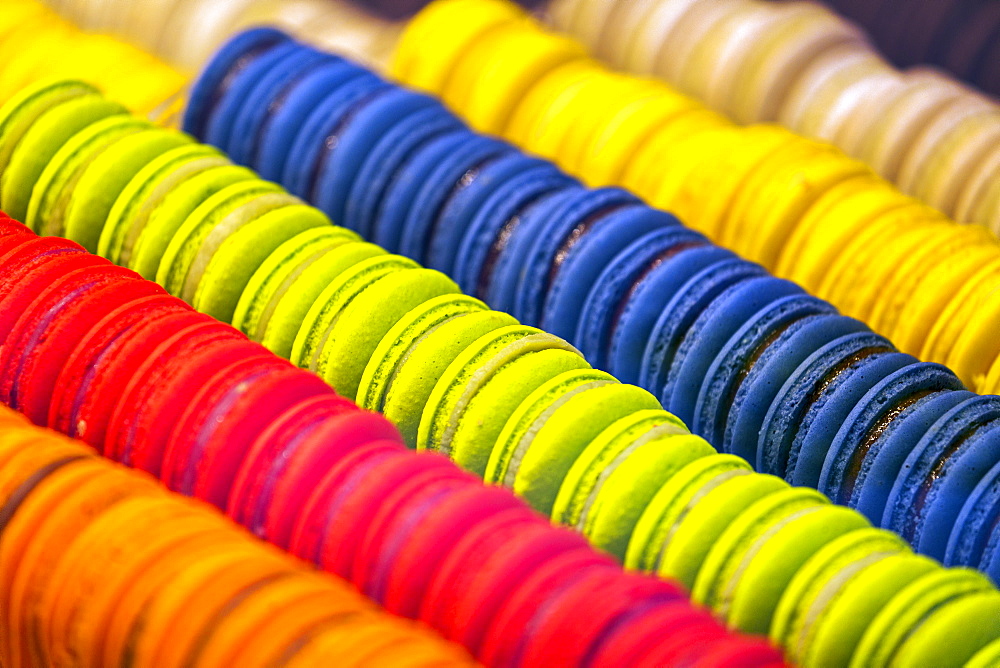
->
(171, 26, 1000, 581)
(0, 0, 186, 118)
(547, 0, 1000, 229)
(0, 215, 781, 667)
(389, 0, 1000, 392)
(36, 0, 403, 73)
(0, 403, 473, 668)
(821, 0, 1000, 94)
(3, 80, 1000, 666)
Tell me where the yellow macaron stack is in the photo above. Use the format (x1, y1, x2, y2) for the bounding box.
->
(391, 0, 1000, 394)
(0, 0, 186, 121)
(547, 0, 1000, 232)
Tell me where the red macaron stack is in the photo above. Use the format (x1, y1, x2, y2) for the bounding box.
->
(0, 211, 786, 667)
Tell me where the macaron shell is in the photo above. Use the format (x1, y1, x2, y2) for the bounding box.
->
(191, 205, 330, 322)
(659, 473, 790, 591)
(625, 454, 753, 572)
(63, 128, 192, 252)
(356, 294, 489, 415)
(315, 268, 461, 401)
(262, 241, 387, 358)
(128, 163, 257, 280)
(512, 382, 660, 515)
(584, 433, 715, 560)
(1, 93, 126, 221)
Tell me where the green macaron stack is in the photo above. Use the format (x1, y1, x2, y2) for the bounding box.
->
(4, 80, 1000, 665)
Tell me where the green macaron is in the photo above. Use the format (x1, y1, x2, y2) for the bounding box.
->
(1, 90, 125, 221)
(128, 163, 256, 280)
(233, 226, 361, 339)
(98, 143, 228, 265)
(418, 325, 588, 476)
(771, 529, 925, 667)
(496, 375, 660, 516)
(575, 430, 715, 562)
(26, 114, 151, 236)
(192, 204, 331, 323)
(625, 454, 753, 572)
(551, 408, 700, 559)
(291, 254, 419, 373)
(657, 472, 790, 591)
(0, 79, 97, 181)
(692, 488, 831, 617)
(852, 567, 996, 668)
(359, 297, 515, 448)
(262, 241, 388, 359)
(967, 637, 1000, 668)
(311, 265, 462, 400)
(63, 127, 193, 252)
(158, 179, 299, 298)
(357, 294, 491, 413)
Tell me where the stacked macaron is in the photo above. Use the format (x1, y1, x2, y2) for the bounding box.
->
(0, 0, 186, 118)
(546, 0, 1000, 231)
(0, 405, 474, 668)
(4, 221, 1000, 668)
(0, 213, 784, 666)
(821, 0, 1000, 97)
(0, 27, 955, 581)
(7, 75, 1000, 662)
(41, 0, 403, 74)
(388, 0, 1000, 395)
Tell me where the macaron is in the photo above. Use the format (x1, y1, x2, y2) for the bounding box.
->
(758, 332, 896, 478)
(0, 90, 126, 221)
(551, 408, 707, 559)
(624, 453, 752, 572)
(769, 529, 924, 666)
(638, 258, 767, 402)
(563, 220, 706, 356)
(452, 166, 578, 297)
(947, 456, 1000, 579)
(97, 143, 230, 266)
(343, 104, 466, 240)
(182, 27, 292, 139)
(427, 152, 554, 277)
(819, 363, 965, 507)
(418, 325, 588, 475)
(885, 395, 1000, 560)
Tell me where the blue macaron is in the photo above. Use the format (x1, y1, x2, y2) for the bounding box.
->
(282, 73, 389, 199)
(665, 276, 805, 426)
(543, 205, 684, 343)
(313, 87, 442, 226)
(395, 136, 514, 264)
(852, 389, 973, 524)
(948, 458, 1000, 580)
(509, 187, 642, 327)
(184, 27, 291, 139)
(344, 105, 465, 239)
(453, 168, 578, 298)
(638, 258, 766, 402)
(486, 185, 585, 314)
(572, 225, 710, 367)
(725, 314, 870, 464)
(226, 46, 332, 167)
(256, 59, 370, 180)
(791, 352, 919, 488)
(203, 41, 301, 153)
(694, 297, 837, 446)
(819, 364, 965, 509)
(758, 332, 895, 478)
(426, 152, 551, 276)
(884, 395, 1000, 559)
(607, 246, 736, 385)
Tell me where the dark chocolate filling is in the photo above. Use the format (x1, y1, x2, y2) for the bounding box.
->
(476, 190, 553, 298)
(0, 456, 89, 535)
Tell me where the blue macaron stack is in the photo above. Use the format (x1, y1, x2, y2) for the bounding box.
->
(183, 28, 1000, 582)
